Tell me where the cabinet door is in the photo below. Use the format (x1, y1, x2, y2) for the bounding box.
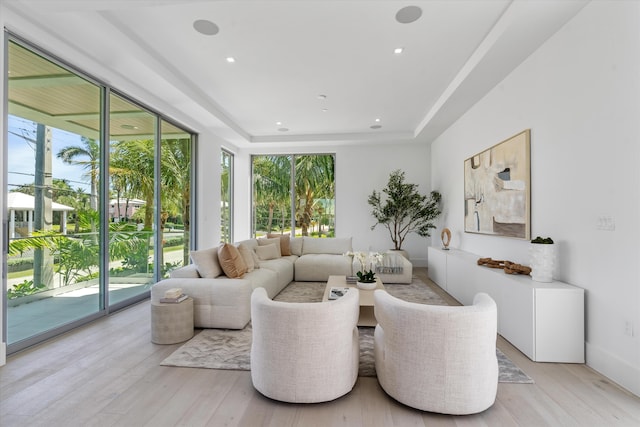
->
(500, 280, 535, 360)
(427, 247, 447, 288)
(534, 288, 585, 363)
(446, 251, 478, 305)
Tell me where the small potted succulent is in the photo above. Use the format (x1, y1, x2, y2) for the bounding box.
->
(529, 236, 556, 282)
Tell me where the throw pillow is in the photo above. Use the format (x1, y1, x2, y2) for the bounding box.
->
(267, 233, 291, 256)
(250, 249, 261, 268)
(255, 243, 281, 260)
(257, 237, 282, 255)
(218, 243, 248, 278)
(237, 243, 255, 272)
(189, 247, 222, 278)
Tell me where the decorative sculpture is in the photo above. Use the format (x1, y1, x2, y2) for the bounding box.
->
(441, 227, 451, 250)
(477, 257, 531, 275)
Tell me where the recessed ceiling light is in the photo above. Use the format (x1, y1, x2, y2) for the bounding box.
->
(394, 47, 404, 54)
(276, 121, 282, 126)
(396, 5, 422, 24)
(322, 109, 328, 112)
(375, 118, 381, 122)
(193, 19, 219, 36)
(121, 124, 139, 130)
(226, 57, 236, 63)
(278, 128, 289, 132)
(370, 125, 382, 130)
(317, 94, 327, 100)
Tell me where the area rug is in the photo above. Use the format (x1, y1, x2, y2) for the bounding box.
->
(161, 278, 534, 384)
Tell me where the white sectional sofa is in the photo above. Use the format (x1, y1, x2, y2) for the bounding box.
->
(151, 236, 354, 329)
(151, 236, 413, 330)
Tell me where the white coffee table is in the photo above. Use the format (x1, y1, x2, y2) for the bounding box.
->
(323, 275, 385, 326)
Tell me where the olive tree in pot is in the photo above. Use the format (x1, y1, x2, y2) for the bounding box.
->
(368, 169, 442, 258)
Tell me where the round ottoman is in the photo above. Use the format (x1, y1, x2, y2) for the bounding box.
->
(151, 297, 194, 344)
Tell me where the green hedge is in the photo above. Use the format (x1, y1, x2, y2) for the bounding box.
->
(8, 258, 34, 273)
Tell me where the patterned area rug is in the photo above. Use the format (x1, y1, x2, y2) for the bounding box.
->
(161, 278, 534, 384)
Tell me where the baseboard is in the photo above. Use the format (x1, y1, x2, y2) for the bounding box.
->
(586, 342, 640, 397)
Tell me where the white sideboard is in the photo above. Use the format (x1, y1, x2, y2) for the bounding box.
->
(428, 246, 584, 363)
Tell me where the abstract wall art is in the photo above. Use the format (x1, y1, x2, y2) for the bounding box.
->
(464, 129, 531, 239)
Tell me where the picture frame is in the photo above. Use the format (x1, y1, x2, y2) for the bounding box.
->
(464, 129, 531, 239)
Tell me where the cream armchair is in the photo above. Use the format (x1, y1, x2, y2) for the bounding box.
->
(374, 290, 498, 414)
(250, 286, 360, 403)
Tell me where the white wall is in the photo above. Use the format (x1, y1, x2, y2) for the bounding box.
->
(430, 1, 640, 396)
(233, 141, 433, 265)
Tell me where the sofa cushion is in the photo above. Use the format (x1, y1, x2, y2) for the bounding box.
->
(190, 247, 222, 278)
(259, 257, 295, 288)
(267, 233, 291, 256)
(302, 237, 352, 255)
(295, 253, 353, 281)
(290, 237, 303, 256)
(243, 268, 283, 299)
(218, 243, 248, 278)
(256, 243, 281, 260)
(238, 243, 256, 272)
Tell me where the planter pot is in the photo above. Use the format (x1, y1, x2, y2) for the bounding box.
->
(357, 281, 377, 290)
(390, 249, 409, 260)
(529, 243, 556, 282)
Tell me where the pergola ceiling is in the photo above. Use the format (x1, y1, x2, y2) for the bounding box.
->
(3, 0, 588, 147)
(8, 42, 188, 141)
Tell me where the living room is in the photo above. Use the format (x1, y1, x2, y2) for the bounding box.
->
(1, 0, 639, 424)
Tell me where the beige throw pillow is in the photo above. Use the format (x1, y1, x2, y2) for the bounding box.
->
(237, 243, 256, 272)
(255, 243, 281, 260)
(218, 243, 248, 278)
(267, 233, 291, 256)
(190, 247, 222, 278)
(258, 237, 282, 255)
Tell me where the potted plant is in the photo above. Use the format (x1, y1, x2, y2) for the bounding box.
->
(368, 169, 442, 257)
(344, 251, 383, 289)
(529, 236, 556, 282)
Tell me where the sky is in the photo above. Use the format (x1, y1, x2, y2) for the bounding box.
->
(7, 115, 91, 195)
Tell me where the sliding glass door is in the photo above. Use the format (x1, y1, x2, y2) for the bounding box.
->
(4, 37, 194, 352)
(6, 41, 103, 346)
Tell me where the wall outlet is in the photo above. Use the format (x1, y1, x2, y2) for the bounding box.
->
(624, 319, 634, 337)
(596, 215, 615, 231)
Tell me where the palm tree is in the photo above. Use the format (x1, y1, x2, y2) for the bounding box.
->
(56, 137, 100, 211)
(161, 137, 191, 265)
(295, 155, 335, 236)
(110, 139, 155, 229)
(253, 156, 291, 234)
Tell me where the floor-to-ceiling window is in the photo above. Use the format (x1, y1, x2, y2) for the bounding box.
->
(221, 149, 233, 243)
(160, 120, 192, 274)
(107, 93, 157, 306)
(4, 37, 194, 352)
(252, 154, 335, 238)
(6, 40, 104, 347)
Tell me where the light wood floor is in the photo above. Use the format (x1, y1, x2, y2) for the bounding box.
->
(1, 268, 639, 427)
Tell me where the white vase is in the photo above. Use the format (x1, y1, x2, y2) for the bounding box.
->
(357, 281, 377, 290)
(529, 244, 556, 282)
